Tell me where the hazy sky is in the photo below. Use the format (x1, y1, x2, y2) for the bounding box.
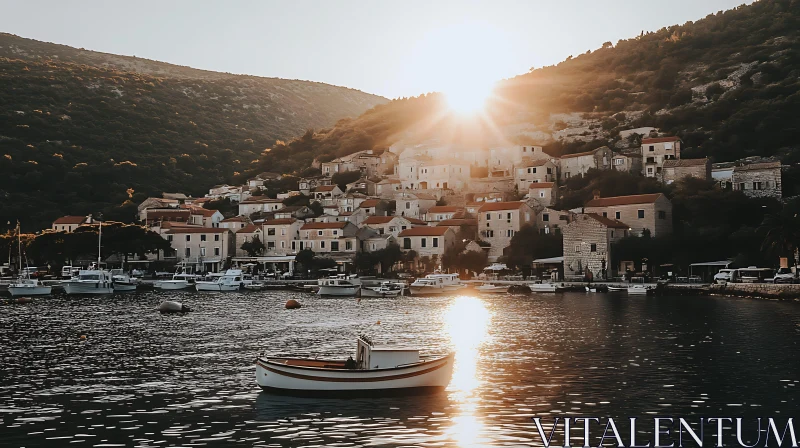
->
(0, 0, 752, 99)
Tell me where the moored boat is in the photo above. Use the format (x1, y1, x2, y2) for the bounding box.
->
(255, 336, 454, 396)
(8, 222, 52, 297)
(607, 286, 627, 292)
(63, 268, 114, 295)
(627, 285, 652, 295)
(196, 269, 245, 292)
(154, 273, 197, 291)
(318, 274, 361, 296)
(526, 281, 562, 293)
(475, 283, 508, 294)
(360, 281, 404, 297)
(409, 274, 464, 296)
(111, 269, 138, 292)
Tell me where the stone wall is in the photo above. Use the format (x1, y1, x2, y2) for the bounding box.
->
(731, 165, 782, 199)
(710, 283, 800, 299)
(563, 215, 611, 279)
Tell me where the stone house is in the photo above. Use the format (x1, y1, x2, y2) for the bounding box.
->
(355, 198, 388, 216)
(137, 197, 180, 221)
(144, 209, 190, 230)
(163, 227, 233, 273)
(398, 226, 456, 259)
(219, 216, 250, 230)
(423, 206, 465, 223)
(273, 205, 315, 220)
(712, 164, 734, 190)
(731, 161, 782, 199)
(188, 207, 224, 228)
(559, 146, 613, 181)
(234, 225, 264, 257)
(298, 176, 332, 195)
(296, 222, 359, 255)
(238, 197, 284, 217)
(312, 185, 344, 202)
(527, 182, 556, 207)
(436, 218, 478, 241)
(611, 151, 643, 173)
(584, 193, 673, 237)
(395, 192, 437, 219)
(375, 178, 402, 198)
(661, 158, 711, 184)
(477, 201, 535, 261)
(641, 136, 681, 178)
(361, 216, 413, 238)
(562, 213, 629, 280)
(534, 207, 571, 235)
(418, 159, 471, 190)
(514, 158, 557, 192)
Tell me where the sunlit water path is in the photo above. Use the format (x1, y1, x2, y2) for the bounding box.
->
(1, 291, 798, 446)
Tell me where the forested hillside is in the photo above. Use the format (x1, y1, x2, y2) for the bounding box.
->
(244, 0, 799, 185)
(0, 33, 386, 231)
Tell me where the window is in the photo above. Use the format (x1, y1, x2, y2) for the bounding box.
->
(201, 234, 207, 242)
(318, 230, 323, 236)
(185, 248, 191, 257)
(614, 158, 624, 166)
(574, 244, 580, 253)
(421, 238, 427, 248)
(404, 238, 411, 249)
(291, 241, 296, 250)
(590, 243, 597, 252)
(433, 237, 439, 247)
(332, 241, 341, 251)
(405, 202, 410, 209)
(214, 234, 220, 242)
(602, 212, 608, 218)
(615, 211, 621, 220)
(739, 182, 746, 191)
(547, 167, 552, 174)
(507, 229, 514, 237)
(200, 247, 206, 256)
(214, 247, 220, 256)
(486, 213, 491, 220)
(611, 230, 614, 238)
(281, 228, 286, 236)
(649, 145, 655, 152)
(280, 241, 285, 249)
(542, 213, 550, 222)
(564, 172, 571, 179)
(345, 241, 352, 251)
(167, 235, 173, 242)
(185, 235, 191, 242)
(637, 210, 645, 219)
(267, 228, 276, 236)
(753, 182, 762, 190)
(532, 167, 537, 173)
(539, 192, 545, 198)
(658, 211, 666, 220)
(507, 213, 512, 219)
(333, 230, 338, 236)
(320, 241, 325, 249)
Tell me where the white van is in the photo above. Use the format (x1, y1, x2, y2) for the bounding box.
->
(713, 269, 736, 284)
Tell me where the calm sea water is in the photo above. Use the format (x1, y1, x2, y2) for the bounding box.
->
(0, 290, 798, 447)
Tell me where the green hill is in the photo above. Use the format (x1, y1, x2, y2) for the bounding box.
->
(243, 0, 799, 187)
(0, 33, 387, 231)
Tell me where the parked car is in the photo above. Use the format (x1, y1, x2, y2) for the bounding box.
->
(713, 269, 736, 284)
(770, 267, 796, 284)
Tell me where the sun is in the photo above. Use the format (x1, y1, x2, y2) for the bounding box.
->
(443, 79, 495, 115)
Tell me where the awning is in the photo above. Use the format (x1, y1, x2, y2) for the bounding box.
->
(532, 256, 564, 264)
(689, 260, 732, 267)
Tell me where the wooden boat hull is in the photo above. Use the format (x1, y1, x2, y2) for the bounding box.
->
(255, 353, 454, 395)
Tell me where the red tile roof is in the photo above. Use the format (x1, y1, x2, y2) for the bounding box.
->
(363, 216, 395, 225)
(301, 222, 349, 230)
(191, 208, 219, 217)
(586, 213, 630, 229)
(263, 218, 297, 225)
(358, 199, 381, 208)
(585, 193, 664, 207)
(642, 136, 681, 144)
(478, 201, 528, 212)
(437, 219, 478, 227)
(165, 227, 231, 234)
(529, 182, 555, 189)
(221, 216, 248, 222)
(314, 185, 338, 192)
(53, 216, 87, 225)
(240, 197, 283, 204)
(406, 217, 427, 225)
(236, 225, 262, 234)
(427, 205, 464, 214)
(520, 158, 552, 167)
(398, 227, 451, 237)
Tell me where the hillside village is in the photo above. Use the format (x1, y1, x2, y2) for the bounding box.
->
(47, 131, 786, 280)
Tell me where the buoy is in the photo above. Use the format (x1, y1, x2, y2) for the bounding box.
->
(376, 320, 381, 325)
(285, 299, 301, 309)
(80, 335, 87, 340)
(158, 300, 191, 313)
(16, 297, 33, 304)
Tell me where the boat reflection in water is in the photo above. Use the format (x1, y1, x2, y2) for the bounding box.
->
(445, 295, 491, 446)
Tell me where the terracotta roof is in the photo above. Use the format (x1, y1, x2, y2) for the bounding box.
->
(586, 213, 630, 229)
(191, 208, 219, 217)
(314, 185, 338, 192)
(427, 206, 464, 214)
(735, 161, 782, 171)
(663, 158, 708, 168)
(520, 158, 552, 167)
(478, 201, 528, 212)
(561, 147, 608, 159)
(240, 197, 283, 204)
(363, 216, 395, 225)
(529, 182, 555, 189)
(165, 227, 230, 234)
(53, 216, 87, 225)
(406, 217, 427, 225)
(236, 225, 262, 234)
(358, 199, 381, 208)
(377, 178, 402, 184)
(585, 193, 664, 207)
(301, 222, 349, 230)
(642, 136, 681, 144)
(221, 216, 248, 222)
(398, 227, 450, 237)
(264, 218, 296, 225)
(437, 219, 478, 227)
(160, 222, 199, 229)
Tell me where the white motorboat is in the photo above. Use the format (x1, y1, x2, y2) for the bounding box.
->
(527, 281, 561, 293)
(255, 336, 454, 396)
(63, 268, 114, 295)
(360, 281, 404, 297)
(244, 282, 264, 291)
(111, 269, 138, 292)
(195, 269, 245, 292)
(585, 286, 597, 293)
(409, 274, 465, 296)
(627, 285, 652, 295)
(475, 283, 508, 294)
(154, 273, 198, 290)
(318, 274, 361, 296)
(607, 286, 627, 292)
(8, 223, 52, 297)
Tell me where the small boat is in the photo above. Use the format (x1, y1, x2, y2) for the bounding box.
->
(409, 274, 465, 296)
(111, 269, 138, 292)
(475, 283, 508, 294)
(244, 282, 264, 291)
(8, 223, 52, 297)
(63, 268, 114, 295)
(607, 286, 627, 292)
(255, 336, 454, 396)
(196, 269, 245, 292)
(361, 281, 404, 297)
(527, 281, 562, 293)
(318, 274, 361, 296)
(585, 286, 597, 293)
(627, 285, 651, 295)
(154, 273, 198, 291)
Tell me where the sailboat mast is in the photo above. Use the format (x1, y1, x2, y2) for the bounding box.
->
(17, 221, 21, 272)
(98, 218, 102, 267)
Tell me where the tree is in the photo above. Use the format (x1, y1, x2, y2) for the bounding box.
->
(241, 235, 266, 257)
(502, 224, 563, 272)
(308, 201, 324, 217)
(331, 170, 362, 191)
(295, 249, 315, 272)
(759, 198, 800, 272)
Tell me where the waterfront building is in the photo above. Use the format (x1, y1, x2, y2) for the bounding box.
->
(397, 226, 456, 259)
(534, 207, 571, 235)
(262, 218, 301, 255)
(296, 222, 359, 255)
(234, 224, 264, 257)
(361, 216, 413, 238)
(562, 213, 629, 280)
(583, 193, 673, 237)
(164, 227, 233, 273)
(477, 201, 535, 261)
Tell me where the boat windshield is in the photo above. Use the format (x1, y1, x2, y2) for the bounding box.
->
(79, 274, 100, 281)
